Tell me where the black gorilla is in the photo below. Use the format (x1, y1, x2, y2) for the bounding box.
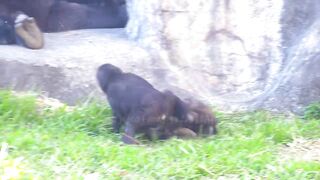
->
(0, 0, 127, 48)
(1, 0, 127, 32)
(147, 96, 218, 140)
(96, 63, 188, 144)
(182, 98, 218, 136)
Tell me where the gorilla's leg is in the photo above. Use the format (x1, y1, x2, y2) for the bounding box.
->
(112, 115, 122, 133)
(14, 15, 44, 49)
(144, 127, 166, 141)
(200, 125, 217, 136)
(121, 121, 140, 145)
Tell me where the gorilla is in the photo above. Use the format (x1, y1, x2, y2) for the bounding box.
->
(182, 98, 218, 136)
(146, 96, 218, 140)
(96, 63, 189, 144)
(0, 0, 127, 48)
(1, 0, 127, 32)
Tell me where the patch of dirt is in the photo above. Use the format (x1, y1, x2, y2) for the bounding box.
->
(278, 138, 320, 162)
(36, 94, 72, 111)
(12, 91, 73, 111)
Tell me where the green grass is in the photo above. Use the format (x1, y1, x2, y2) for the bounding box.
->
(304, 101, 320, 120)
(0, 91, 319, 179)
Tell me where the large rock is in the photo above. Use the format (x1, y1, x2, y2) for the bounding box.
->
(126, 0, 320, 113)
(1, 0, 320, 114)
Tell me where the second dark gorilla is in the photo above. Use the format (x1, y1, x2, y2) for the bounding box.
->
(1, 0, 128, 32)
(0, 0, 127, 48)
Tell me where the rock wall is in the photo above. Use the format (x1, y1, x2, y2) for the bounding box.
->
(126, 0, 320, 113)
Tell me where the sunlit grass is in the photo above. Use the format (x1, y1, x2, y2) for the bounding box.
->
(0, 91, 319, 179)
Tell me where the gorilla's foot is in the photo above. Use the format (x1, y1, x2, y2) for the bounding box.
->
(14, 15, 44, 49)
(121, 134, 141, 145)
(173, 127, 197, 139)
(26, 17, 36, 24)
(14, 13, 29, 24)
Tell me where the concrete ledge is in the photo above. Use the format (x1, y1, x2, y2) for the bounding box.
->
(0, 29, 152, 104)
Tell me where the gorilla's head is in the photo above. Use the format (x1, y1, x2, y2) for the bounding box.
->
(96, 63, 123, 92)
(0, 16, 15, 45)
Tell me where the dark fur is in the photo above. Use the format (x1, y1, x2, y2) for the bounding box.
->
(1, 0, 127, 32)
(0, 15, 15, 44)
(0, 0, 127, 48)
(181, 98, 218, 136)
(145, 126, 197, 140)
(147, 96, 218, 140)
(47, 1, 127, 32)
(97, 64, 188, 144)
(60, 0, 125, 6)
